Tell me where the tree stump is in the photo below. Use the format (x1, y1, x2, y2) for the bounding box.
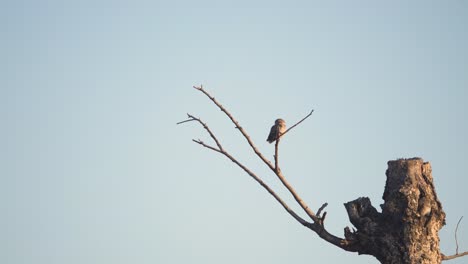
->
(344, 158, 446, 264)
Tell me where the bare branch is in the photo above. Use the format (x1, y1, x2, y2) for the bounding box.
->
(281, 109, 314, 137)
(192, 139, 222, 153)
(184, 114, 223, 151)
(441, 216, 468, 261)
(193, 85, 320, 221)
(176, 115, 197, 125)
(456, 216, 463, 254)
(274, 168, 320, 223)
(263, 111, 321, 224)
(441, 252, 468, 261)
(221, 149, 309, 227)
(322, 212, 327, 223)
(317, 202, 329, 217)
(274, 138, 280, 173)
(266, 115, 325, 227)
(176, 119, 194, 125)
(193, 85, 275, 171)
(273, 109, 313, 172)
(186, 86, 357, 252)
(182, 114, 310, 227)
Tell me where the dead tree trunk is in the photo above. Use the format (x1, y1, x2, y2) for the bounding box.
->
(180, 86, 467, 263)
(344, 158, 446, 263)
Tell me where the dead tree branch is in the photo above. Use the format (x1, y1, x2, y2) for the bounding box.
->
(274, 138, 280, 173)
(275, 110, 314, 172)
(182, 85, 357, 252)
(441, 216, 467, 261)
(441, 252, 468, 261)
(193, 86, 319, 221)
(456, 216, 463, 255)
(193, 85, 275, 171)
(180, 87, 467, 262)
(281, 109, 314, 137)
(193, 86, 319, 220)
(176, 118, 196, 125)
(179, 114, 309, 226)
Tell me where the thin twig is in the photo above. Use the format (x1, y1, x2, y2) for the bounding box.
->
(456, 216, 463, 254)
(271, 109, 314, 172)
(193, 85, 275, 171)
(441, 252, 468, 261)
(270, 155, 320, 223)
(176, 118, 196, 125)
(184, 114, 223, 151)
(193, 139, 222, 153)
(281, 109, 314, 137)
(441, 216, 467, 261)
(317, 203, 329, 217)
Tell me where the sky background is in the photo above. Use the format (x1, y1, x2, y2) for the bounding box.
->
(2, 1, 468, 264)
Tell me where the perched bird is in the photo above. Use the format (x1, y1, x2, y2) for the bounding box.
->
(267, 118, 286, 143)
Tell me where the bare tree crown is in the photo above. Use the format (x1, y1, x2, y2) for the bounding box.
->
(178, 85, 467, 263)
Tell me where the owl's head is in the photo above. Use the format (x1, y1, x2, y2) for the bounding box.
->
(275, 118, 286, 126)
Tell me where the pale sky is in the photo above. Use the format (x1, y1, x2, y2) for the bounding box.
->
(2, 1, 468, 264)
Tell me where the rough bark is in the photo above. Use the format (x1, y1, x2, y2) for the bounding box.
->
(344, 158, 446, 263)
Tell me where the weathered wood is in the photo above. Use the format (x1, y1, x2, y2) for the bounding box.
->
(183, 87, 466, 263)
(344, 158, 446, 263)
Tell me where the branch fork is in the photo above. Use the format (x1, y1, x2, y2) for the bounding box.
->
(178, 85, 356, 252)
(179, 85, 468, 262)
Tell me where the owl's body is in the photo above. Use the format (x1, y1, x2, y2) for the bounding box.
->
(267, 119, 286, 143)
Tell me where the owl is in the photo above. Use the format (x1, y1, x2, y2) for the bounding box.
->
(267, 119, 286, 143)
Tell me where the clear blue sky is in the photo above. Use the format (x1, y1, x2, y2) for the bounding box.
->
(2, 1, 468, 264)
